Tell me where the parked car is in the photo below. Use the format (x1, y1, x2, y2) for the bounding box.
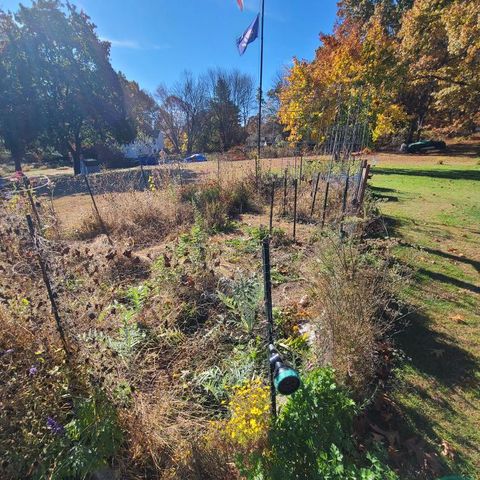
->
(183, 154, 207, 163)
(401, 140, 447, 154)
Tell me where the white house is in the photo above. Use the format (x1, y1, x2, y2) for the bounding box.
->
(122, 132, 165, 159)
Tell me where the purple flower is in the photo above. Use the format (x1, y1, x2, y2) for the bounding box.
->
(29, 366, 38, 376)
(0, 349, 14, 356)
(46, 417, 65, 435)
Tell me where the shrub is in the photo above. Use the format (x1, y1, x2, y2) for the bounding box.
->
(226, 179, 261, 216)
(308, 235, 401, 394)
(224, 379, 270, 448)
(180, 179, 261, 232)
(42, 394, 122, 480)
(238, 368, 398, 480)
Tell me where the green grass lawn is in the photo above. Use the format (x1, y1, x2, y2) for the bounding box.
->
(371, 158, 480, 478)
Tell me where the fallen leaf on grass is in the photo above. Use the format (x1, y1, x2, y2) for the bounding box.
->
(449, 314, 467, 325)
(447, 248, 465, 258)
(440, 440, 455, 460)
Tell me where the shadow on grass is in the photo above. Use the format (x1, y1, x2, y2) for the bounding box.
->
(397, 399, 475, 477)
(371, 185, 400, 202)
(382, 143, 479, 158)
(418, 268, 480, 294)
(420, 247, 480, 274)
(393, 310, 479, 477)
(382, 215, 404, 237)
(371, 186, 397, 193)
(373, 168, 480, 182)
(397, 311, 479, 390)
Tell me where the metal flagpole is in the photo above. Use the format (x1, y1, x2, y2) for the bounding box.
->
(256, 0, 265, 179)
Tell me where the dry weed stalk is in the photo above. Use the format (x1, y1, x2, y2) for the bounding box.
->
(77, 187, 194, 246)
(308, 234, 401, 394)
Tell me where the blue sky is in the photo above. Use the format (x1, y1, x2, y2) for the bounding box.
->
(0, 0, 338, 94)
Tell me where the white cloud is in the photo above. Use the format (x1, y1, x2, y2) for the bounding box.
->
(101, 37, 141, 49)
(100, 37, 172, 51)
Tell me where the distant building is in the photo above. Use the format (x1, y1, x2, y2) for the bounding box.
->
(122, 132, 165, 159)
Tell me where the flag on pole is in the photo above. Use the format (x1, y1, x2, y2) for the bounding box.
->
(237, 14, 259, 55)
(237, 0, 244, 11)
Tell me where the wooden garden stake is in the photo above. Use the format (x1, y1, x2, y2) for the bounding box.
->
(357, 164, 371, 209)
(84, 174, 113, 246)
(283, 169, 288, 216)
(321, 179, 330, 229)
(310, 173, 321, 216)
(26, 215, 71, 360)
(269, 181, 275, 235)
(352, 159, 367, 206)
(293, 178, 298, 241)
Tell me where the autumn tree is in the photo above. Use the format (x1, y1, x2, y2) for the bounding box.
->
(155, 86, 185, 154)
(279, 0, 479, 145)
(338, 0, 414, 32)
(399, 0, 480, 133)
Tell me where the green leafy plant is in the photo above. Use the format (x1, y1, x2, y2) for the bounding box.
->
(177, 218, 208, 267)
(124, 284, 150, 312)
(193, 340, 264, 403)
(43, 394, 122, 480)
(82, 302, 148, 358)
(218, 275, 263, 334)
(238, 368, 398, 480)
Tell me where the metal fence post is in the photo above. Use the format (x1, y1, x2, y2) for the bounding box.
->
(262, 237, 276, 418)
(139, 163, 148, 190)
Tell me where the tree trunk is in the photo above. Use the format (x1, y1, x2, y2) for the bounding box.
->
(71, 134, 82, 175)
(405, 119, 417, 144)
(13, 152, 23, 172)
(72, 150, 81, 175)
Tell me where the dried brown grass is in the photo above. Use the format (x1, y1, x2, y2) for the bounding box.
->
(307, 234, 402, 394)
(76, 188, 194, 246)
(293, 179, 345, 225)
